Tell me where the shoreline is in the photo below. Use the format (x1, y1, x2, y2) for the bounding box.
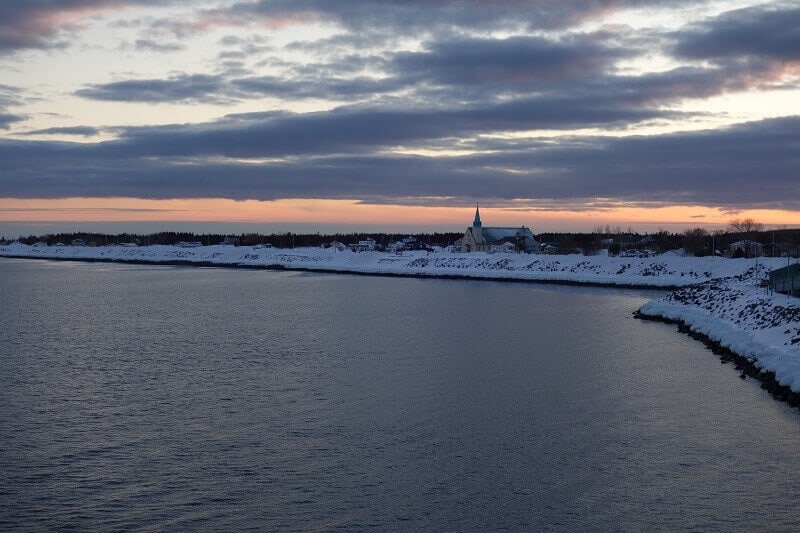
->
(634, 310, 800, 409)
(0, 253, 684, 290)
(0, 242, 775, 289)
(637, 280, 800, 402)
(3, 244, 797, 406)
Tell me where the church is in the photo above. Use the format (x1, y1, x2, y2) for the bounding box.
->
(459, 204, 539, 253)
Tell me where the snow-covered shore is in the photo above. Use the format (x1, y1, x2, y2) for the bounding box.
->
(0, 242, 783, 287)
(638, 277, 800, 396)
(3, 242, 798, 395)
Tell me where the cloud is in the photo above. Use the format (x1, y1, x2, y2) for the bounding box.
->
(231, 75, 398, 100)
(0, 112, 26, 130)
(391, 35, 630, 88)
(465, 116, 800, 208)
(290, 32, 782, 108)
(0, 84, 26, 129)
(20, 126, 100, 137)
(133, 38, 186, 53)
(75, 74, 230, 103)
(100, 93, 672, 160)
(2, 0, 797, 218)
(69, 27, 761, 110)
(194, 0, 702, 35)
(0, 0, 175, 52)
(673, 6, 800, 62)
(74, 68, 397, 106)
(2, 114, 798, 211)
(667, 6, 800, 93)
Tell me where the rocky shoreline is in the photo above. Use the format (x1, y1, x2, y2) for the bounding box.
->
(637, 278, 800, 404)
(634, 310, 800, 408)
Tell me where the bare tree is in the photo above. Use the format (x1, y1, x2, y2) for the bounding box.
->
(728, 217, 764, 233)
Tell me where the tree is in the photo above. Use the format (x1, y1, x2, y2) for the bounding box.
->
(683, 227, 710, 256)
(728, 217, 763, 233)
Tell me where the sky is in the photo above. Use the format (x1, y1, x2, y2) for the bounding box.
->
(1, 0, 799, 236)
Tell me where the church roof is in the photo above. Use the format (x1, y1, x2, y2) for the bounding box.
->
(480, 226, 534, 244)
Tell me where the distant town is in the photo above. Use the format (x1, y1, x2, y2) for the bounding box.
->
(4, 213, 799, 260)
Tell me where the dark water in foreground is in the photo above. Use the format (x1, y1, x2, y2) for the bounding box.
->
(1, 258, 799, 531)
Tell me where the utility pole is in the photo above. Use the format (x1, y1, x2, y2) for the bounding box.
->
(772, 231, 776, 258)
(710, 232, 714, 277)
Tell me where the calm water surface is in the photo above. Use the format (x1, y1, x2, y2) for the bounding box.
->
(1, 258, 799, 531)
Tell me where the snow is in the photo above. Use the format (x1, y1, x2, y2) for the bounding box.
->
(640, 275, 800, 392)
(2, 242, 798, 391)
(0, 242, 782, 287)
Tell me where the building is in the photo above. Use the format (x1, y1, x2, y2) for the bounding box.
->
(351, 238, 377, 252)
(729, 239, 763, 258)
(459, 204, 538, 253)
(325, 241, 347, 251)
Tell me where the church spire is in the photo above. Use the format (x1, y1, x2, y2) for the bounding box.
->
(473, 203, 482, 228)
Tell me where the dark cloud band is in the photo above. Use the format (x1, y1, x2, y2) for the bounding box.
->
(1, 116, 798, 211)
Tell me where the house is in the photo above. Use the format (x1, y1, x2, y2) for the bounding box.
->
(769, 264, 800, 297)
(387, 241, 405, 253)
(351, 238, 376, 252)
(460, 204, 538, 253)
(542, 243, 560, 255)
(492, 241, 517, 253)
(729, 239, 763, 258)
(326, 241, 347, 251)
(176, 241, 202, 248)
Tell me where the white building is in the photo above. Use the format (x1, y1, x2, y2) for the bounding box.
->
(351, 238, 376, 252)
(729, 239, 763, 257)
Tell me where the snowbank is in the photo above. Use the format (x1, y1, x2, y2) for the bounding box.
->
(639, 277, 800, 393)
(0, 242, 785, 288)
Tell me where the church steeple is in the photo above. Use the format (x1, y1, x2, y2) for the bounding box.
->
(473, 203, 482, 228)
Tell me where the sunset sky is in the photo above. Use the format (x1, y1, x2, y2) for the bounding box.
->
(1, 0, 799, 236)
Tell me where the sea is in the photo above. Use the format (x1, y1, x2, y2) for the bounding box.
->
(1, 258, 799, 531)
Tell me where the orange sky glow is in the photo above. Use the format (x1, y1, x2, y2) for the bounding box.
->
(2, 197, 799, 234)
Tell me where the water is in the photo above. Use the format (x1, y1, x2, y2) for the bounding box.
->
(1, 258, 799, 531)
